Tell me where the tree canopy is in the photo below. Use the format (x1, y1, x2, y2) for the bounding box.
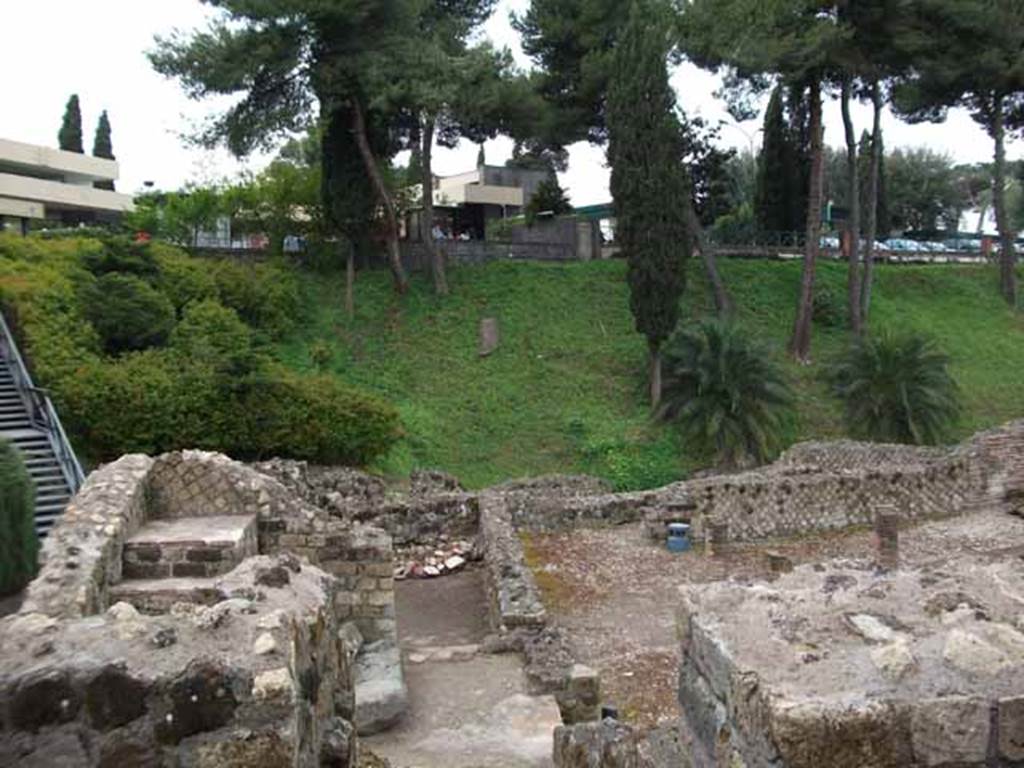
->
(58, 94, 84, 154)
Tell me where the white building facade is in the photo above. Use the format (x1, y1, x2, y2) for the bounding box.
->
(0, 138, 134, 233)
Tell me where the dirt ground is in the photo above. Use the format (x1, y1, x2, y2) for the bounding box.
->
(364, 568, 562, 768)
(523, 510, 1024, 729)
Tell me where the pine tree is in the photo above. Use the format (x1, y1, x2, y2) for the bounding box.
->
(754, 86, 791, 236)
(92, 110, 115, 191)
(608, 2, 691, 407)
(524, 175, 572, 224)
(58, 94, 84, 153)
(477, 143, 486, 167)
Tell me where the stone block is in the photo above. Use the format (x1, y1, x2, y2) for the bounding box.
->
(479, 317, 500, 357)
(999, 696, 1024, 761)
(771, 700, 914, 768)
(354, 640, 408, 735)
(122, 562, 171, 580)
(910, 697, 990, 766)
(689, 619, 735, 701)
(186, 547, 223, 563)
(172, 562, 213, 578)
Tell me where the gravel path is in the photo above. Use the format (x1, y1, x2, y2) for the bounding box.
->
(364, 568, 561, 768)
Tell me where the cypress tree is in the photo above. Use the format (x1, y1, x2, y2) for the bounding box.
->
(607, 2, 691, 407)
(58, 94, 84, 153)
(0, 439, 37, 596)
(755, 86, 791, 236)
(477, 143, 486, 167)
(92, 110, 115, 191)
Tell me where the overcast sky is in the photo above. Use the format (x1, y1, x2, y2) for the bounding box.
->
(3, 0, 1019, 206)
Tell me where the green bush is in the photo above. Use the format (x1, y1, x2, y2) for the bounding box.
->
(828, 331, 961, 445)
(659, 320, 793, 468)
(152, 244, 219, 312)
(208, 260, 300, 336)
(82, 273, 176, 354)
(0, 439, 37, 595)
(0, 234, 399, 468)
(60, 351, 400, 466)
(239, 368, 402, 465)
(170, 299, 258, 377)
(81, 236, 160, 279)
(812, 284, 845, 327)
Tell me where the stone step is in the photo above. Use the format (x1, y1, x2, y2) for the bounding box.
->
(122, 515, 258, 580)
(108, 576, 228, 615)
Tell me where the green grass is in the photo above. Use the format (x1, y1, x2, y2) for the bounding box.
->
(274, 257, 1024, 490)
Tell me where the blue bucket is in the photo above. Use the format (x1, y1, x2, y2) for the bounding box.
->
(667, 522, 691, 553)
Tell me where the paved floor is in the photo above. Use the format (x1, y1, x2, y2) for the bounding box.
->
(363, 569, 561, 768)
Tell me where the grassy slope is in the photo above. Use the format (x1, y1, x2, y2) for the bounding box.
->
(275, 257, 1024, 489)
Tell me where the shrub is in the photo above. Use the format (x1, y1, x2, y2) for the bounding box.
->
(208, 259, 300, 336)
(239, 368, 402, 465)
(0, 439, 37, 595)
(152, 244, 218, 312)
(60, 352, 400, 466)
(828, 331, 961, 445)
(170, 299, 258, 377)
(659, 320, 793, 469)
(812, 284, 845, 327)
(81, 236, 160, 279)
(82, 273, 176, 354)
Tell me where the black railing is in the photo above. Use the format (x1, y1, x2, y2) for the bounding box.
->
(0, 312, 85, 492)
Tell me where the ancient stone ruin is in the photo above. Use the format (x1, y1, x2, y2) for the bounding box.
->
(3, 420, 1024, 766)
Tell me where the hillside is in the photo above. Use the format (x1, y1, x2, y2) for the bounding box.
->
(275, 257, 1024, 490)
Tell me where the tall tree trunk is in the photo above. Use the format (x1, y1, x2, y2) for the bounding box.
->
(841, 78, 862, 337)
(421, 115, 448, 296)
(649, 344, 662, 408)
(992, 97, 1018, 306)
(788, 79, 824, 362)
(685, 200, 732, 315)
(350, 98, 408, 294)
(861, 81, 882, 326)
(345, 241, 355, 319)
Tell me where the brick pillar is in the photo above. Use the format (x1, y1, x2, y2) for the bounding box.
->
(705, 521, 729, 557)
(874, 506, 900, 571)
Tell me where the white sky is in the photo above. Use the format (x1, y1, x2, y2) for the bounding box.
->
(2, 0, 1020, 206)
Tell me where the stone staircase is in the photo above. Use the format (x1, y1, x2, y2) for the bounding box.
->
(111, 514, 258, 613)
(0, 313, 84, 536)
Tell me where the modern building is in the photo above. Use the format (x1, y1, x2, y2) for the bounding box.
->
(406, 164, 551, 240)
(0, 138, 134, 233)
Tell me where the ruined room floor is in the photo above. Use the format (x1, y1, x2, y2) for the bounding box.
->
(363, 568, 562, 768)
(523, 510, 1024, 729)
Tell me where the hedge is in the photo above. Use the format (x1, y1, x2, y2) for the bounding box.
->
(0, 233, 399, 467)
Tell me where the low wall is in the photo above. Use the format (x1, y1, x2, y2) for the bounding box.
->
(479, 493, 546, 631)
(255, 459, 479, 547)
(498, 425, 1024, 547)
(20, 454, 153, 619)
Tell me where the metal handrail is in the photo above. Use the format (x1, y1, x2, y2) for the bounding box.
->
(0, 311, 85, 492)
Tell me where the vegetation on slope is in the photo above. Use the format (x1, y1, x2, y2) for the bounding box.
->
(276, 258, 1024, 490)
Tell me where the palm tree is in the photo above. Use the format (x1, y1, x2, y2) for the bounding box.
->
(828, 332, 960, 445)
(659, 320, 793, 469)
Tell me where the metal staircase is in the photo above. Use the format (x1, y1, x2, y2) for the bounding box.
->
(0, 312, 85, 536)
